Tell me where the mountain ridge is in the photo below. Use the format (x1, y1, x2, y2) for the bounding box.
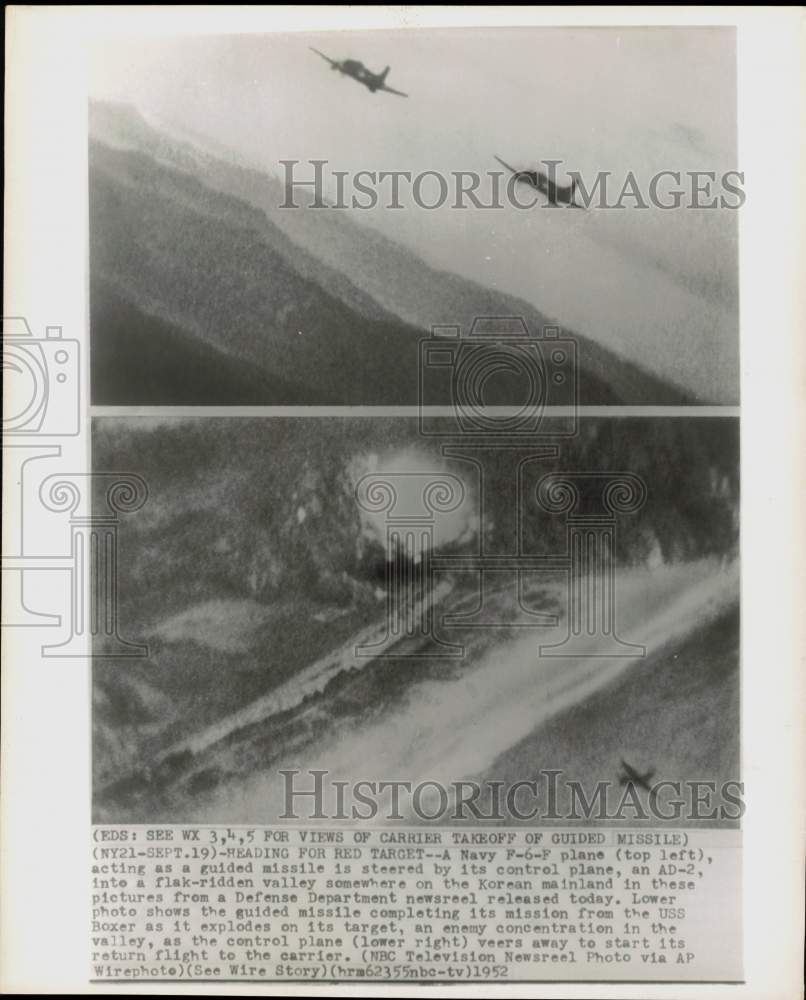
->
(89, 100, 693, 405)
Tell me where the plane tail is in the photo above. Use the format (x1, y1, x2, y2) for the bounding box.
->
(380, 66, 390, 82)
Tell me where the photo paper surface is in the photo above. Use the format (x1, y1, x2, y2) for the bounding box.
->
(2, 7, 804, 998)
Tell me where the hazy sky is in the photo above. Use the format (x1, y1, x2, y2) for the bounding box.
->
(91, 28, 739, 399)
(91, 27, 736, 169)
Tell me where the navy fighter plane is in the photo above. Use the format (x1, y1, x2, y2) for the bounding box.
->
(494, 154, 582, 208)
(619, 759, 655, 792)
(310, 48, 408, 97)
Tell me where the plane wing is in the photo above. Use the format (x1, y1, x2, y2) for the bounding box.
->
(620, 759, 638, 780)
(380, 84, 408, 98)
(494, 154, 519, 175)
(309, 47, 339, 68)
(621, 760, 654, 787)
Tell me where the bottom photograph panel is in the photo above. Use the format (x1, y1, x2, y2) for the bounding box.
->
(91, 415, 740, 830)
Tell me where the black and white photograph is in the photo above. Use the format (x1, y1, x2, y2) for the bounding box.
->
(89, 28, 740, 405)
(4, 6, 804, 996)
(92, 414, 740, 825)
(84, 18, 749, 986)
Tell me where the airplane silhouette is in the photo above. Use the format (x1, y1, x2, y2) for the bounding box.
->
(619, 759, 655, 792)
(494, 154, 582, 208)
(310, 48, 408, 97)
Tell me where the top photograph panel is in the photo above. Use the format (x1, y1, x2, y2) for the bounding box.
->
(89, 27, 739, 406)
